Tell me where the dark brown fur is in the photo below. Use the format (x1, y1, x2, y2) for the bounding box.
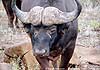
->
(2, 0, 21, 28)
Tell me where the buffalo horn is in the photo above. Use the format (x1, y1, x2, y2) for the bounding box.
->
(42, 0, 82, 25)
(12, 0, 28, 23)
(12, 0, 44, 25)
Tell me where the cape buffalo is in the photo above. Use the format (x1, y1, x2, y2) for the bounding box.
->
(2, 0, 21, 28)
(12, 0, 82, 70)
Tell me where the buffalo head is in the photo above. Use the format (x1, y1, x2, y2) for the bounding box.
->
(11, 0, 82, 57)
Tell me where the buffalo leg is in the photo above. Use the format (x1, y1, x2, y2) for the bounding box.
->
(2, 0, 14, 28)
(59, 40, 76, 70)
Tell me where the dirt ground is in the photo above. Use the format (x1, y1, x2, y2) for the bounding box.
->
(0, 0, 100, 70)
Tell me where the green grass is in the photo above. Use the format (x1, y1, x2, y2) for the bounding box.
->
(89, 20, 100, 29)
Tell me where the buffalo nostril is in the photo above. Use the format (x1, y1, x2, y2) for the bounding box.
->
(34, 49, 46, 54)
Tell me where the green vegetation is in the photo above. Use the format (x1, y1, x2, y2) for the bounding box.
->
(89, 20, 100, 29)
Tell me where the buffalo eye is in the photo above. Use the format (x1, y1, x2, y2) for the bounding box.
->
(34, 31, 39, 37)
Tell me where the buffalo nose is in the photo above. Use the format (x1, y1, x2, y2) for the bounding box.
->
(34, 49, 46, 55)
